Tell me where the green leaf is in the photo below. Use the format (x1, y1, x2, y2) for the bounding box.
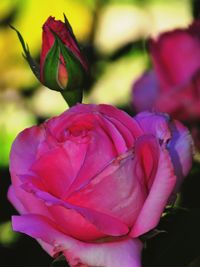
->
(51, 255, 69, 267)
(10, 25, 40, 80)
(143, 208, 200, 267)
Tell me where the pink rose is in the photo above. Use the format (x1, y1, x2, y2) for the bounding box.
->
(8, 104, 193, 267)
(133, 20, 200, 121)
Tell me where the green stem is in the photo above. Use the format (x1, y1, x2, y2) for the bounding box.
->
(60, 88, 83, 107)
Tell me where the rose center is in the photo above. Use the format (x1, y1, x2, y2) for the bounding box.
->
(59, 122, 93, 143)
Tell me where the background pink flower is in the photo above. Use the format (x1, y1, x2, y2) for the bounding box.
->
(133, 20, 200, 121)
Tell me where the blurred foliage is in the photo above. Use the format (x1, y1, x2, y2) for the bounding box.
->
(0, 221, 19, 247)
(0, 0, 193, 168)
(1, 0, 200, 267)
(0, 90, 36, 166)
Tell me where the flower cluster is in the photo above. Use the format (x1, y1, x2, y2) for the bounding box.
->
(132, 20, 200, 150)
(8, 15, 194, 267)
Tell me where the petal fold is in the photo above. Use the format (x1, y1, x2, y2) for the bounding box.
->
(12, 214, 143, 267)
(130, 147, 176, 237)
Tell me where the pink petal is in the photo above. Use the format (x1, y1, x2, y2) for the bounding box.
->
(133, 135, 159, 190)
(46, 205, 105, 241)
(68, 148, 147, 227)
(63, 116, 117, 196)
(10, 126, 45, 179)
(134, 111, 193, 193)
(130, 147, 176, 237)
(45, 109, 118, 196)
(98, 104, 142, 138)
(9, 126, 51, 217)
(96, 115, 128, 154)
(7, 185, 27, 214)
(149, 26, 200, 89)
(154, 73, 200, 121)
(104, 116, 135, 148)
(8, 186, 54, 256)
(63, 238, 143, 267)
(30, 146, 82, 198)
(132, 70, 159, 112)
(21, 182, 129, 237)
(12, 214, 143, 267)
(134, 111, 171, 143)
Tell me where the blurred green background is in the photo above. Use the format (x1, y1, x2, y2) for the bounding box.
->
(0, 0, 200, 267)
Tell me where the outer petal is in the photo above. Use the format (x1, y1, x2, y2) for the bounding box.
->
(9, 126, 51, 217)
(7, 185, 27, 214)
(8, 185, 54, 256)
(168, 119, 193, 193)
(130, 147, 176, 237)
(21, 182, 129, 237)
(10, 126, 45, 178)
(132, 70, 159, 112)
(134, 111, 171, 143)
(134, 111, 193, 194)
(135, 112, 193, 204)
(12, 214, 143, 267)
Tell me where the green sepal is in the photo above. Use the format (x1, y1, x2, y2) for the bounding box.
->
(10, 25, 40, 80)
(42, 37, 62, 91)
(53, 32, 86, 91)
(42, 33, 85, 106)
(63, 13, 81, 51)
(61, 88, 83, 107)
(48, 31, 86, 106)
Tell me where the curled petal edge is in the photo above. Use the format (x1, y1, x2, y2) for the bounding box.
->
(12, 214, 143, 267)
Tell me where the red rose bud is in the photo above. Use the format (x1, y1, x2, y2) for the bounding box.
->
(11, 15, 88, 107)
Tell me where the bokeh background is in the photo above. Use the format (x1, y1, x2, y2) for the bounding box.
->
(1, 0, 200, 266)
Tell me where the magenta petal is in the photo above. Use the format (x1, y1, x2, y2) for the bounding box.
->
(98, 116, 128, 154)
(150, 28, 200, 89)
(21, 183, 129, 236)
(12, 214, 74, 251)
(10, 126, 45, 178)
(130, 147, 176, 237)
(31, 147, 79, 198)
(168, 120, 193, 193)
(12, 214, 142, 267)
(7, 185, 27, 214)
(98, 104, 143, 138)
(134, 111, 171, 143)
(9, 125, 51, 216)
(68, 149, 147, 227)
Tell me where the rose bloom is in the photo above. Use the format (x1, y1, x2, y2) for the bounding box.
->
(8, 104, 193, 267)
(133, 20, 200, 122)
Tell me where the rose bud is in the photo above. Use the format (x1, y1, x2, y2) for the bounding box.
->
(132, 20, 200, 122)
(11, 15, 88, 106)
(8, 104, 193, 267)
